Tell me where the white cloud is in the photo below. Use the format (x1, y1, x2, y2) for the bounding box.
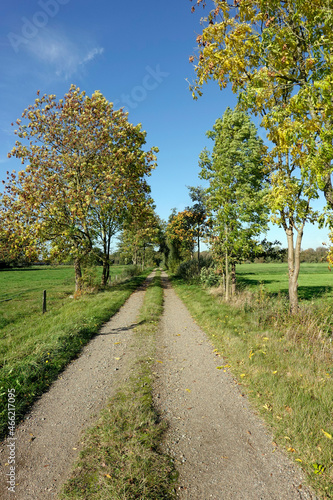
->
(24, 29, 104, 79)
(82, 47, 104, 64)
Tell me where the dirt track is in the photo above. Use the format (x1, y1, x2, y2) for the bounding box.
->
(0, 272, 317, 499)
(0, 277, 150, 499)
(154, 272, 316, 499)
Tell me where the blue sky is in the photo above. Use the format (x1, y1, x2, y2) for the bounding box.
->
(0, 0, 329, 250)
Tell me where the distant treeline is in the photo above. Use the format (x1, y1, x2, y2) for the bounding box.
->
(255, 244, 328, 264)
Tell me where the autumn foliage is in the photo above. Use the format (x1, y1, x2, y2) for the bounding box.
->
(1, 85, 157, 289)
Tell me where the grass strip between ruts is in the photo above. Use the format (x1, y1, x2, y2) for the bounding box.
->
(0, 271, 151, 440)
(171, 276, 333, 500)
(60, 272, 177, 500)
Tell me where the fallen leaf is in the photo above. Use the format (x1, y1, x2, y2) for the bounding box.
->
(114, 357, 120, 360)
(321, 429, 332, 439)
(295, 458, 302, 463)
(105, 474, 112, 478)
(288, 447, 296, 452)
(185, 388, 191, 393)
(156, 360, 163, 363)
(312, 463, 325, 475)
(216, 366, 223, 370)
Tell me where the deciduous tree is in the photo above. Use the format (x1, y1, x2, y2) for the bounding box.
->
(2, 85, 157, 290)
(199, 108, 269, 299)
(166, 209, 196, 269)
(190, 0, 326, 311)
(185, 186, 210, 264)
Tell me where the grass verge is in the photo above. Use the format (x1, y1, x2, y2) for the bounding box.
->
(0, 271, 151, 440)
(171, 276, 333, 500)
(60, 272, 177, 500)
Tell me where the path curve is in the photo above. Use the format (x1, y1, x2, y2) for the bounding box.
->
(0, 275, 154, 500)
(154, 273, 317, 499)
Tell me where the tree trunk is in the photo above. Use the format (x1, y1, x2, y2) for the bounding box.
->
(225, 249, 230, 301)
(101, 258, 109, 287)
(286, 224, 303, 314)
(142, 243, 145, 270)
(74, 257, 82, 292)
(231, 262, 236, 296)
(197, 229, 200, 271)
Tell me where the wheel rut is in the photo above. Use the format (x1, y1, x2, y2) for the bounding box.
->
(154, 272, 317, 499)
(0, 274, 154, 500)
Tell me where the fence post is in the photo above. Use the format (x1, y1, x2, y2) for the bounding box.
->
(43, 290, 47, 314)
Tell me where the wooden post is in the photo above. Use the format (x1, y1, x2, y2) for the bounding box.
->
(43, 290, 47, 314)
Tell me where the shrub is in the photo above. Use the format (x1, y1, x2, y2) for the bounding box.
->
(200, 266, 220, 287)
(122, 265, 140, 278)
(176, 256, 214, 281)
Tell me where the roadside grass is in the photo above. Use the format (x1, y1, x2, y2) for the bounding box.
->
(61, 272, 177, 500)
(171, 273, 333, 499)
(0, 266, 150, 439)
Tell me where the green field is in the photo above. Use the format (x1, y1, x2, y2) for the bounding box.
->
(0, 265, 128, 329)
(237, 262, 333, 301)
(0, 264, 147, 439)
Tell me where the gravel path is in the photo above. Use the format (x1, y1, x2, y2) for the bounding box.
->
(154, 272, 317, 499)
(0, 271, 318, 499)
(0, 277, 152, 500)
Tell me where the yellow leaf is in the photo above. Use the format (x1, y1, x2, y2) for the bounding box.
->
(295, 458, 302, 463)
(288, 447, 296, 452)
(272, 370, 277, 374)
(321, 429, 332, 439)
(312, 463, 325, 475)
(105, 474, 112, 478)
(156, 360, 163, 363)
(216, 366, 223, 370)
(114, 357, 120, 360)
(185, 388, 191, 392)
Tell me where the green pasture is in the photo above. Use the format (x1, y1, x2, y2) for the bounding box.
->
(0, 265, 127, 329)
(237, 262, 333, 301)
(0, 264, 147, 439)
